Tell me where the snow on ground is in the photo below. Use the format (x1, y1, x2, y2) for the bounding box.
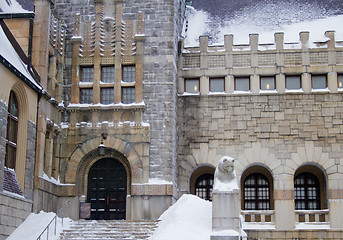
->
(183, 4, 343, 46)
(7, 211, 72, 240)
(150, 194, 212, 240)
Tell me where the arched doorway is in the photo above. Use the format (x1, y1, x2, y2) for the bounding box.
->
(87, 158, 127, 220)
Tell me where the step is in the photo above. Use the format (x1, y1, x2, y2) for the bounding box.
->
(59, 220, 158, 240)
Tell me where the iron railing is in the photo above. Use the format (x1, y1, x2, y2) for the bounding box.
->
(36, 200, 72, 240)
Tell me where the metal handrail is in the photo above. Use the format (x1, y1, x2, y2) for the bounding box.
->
(36, 199, 72, 240)
(36, 215, 57, 240)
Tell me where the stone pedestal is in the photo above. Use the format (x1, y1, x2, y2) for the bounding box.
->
(211, 190, 247, 240)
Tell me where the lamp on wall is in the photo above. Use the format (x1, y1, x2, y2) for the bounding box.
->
(98, 133, 107, 156)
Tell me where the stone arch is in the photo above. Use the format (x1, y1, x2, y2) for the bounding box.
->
(240, 163, 275, 210)
(76, 147, 132, 197)
(294, 163, 328, 209)
(8, 82, 29, 191)
(289, 141, 333, 176)
(189, 164, 215, 195)
(235, 142, 282, 177)
(65, 135, 144, 191)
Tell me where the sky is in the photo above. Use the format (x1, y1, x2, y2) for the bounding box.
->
(183, 0, 343, 46)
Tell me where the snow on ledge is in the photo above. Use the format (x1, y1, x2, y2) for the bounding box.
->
(40, 173, 75, 186)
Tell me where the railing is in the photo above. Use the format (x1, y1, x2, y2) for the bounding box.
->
(295, 209, 329, 223)
(241, 210, 275, 223)
(36, 200, 72, 240)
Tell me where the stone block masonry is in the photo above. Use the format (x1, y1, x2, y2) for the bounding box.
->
(177, 93, 343, 190)
(0, 192, 32, 239)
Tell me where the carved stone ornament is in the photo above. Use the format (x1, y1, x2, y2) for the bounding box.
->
(213, 156, 239, 191)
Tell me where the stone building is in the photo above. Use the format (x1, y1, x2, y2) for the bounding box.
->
(1, 0, 343, 239)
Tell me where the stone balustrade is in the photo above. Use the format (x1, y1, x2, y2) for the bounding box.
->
(241, 210, 275, 223)
(295, 209, 329, 223)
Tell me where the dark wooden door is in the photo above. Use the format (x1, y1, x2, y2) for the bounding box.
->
(87, 158, 127, 220)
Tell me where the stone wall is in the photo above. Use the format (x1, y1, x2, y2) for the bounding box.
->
(122, 0, 183, 181)
(24, 121, 36, 200)
(177, 93, 343, 191)
(0, 192, 32, 239)
(0, 101, 7, 191)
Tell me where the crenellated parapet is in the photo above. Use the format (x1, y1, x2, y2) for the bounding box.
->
(179, 31, 343, 95)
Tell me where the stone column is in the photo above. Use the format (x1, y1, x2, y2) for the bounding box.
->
(328, 173, 343, 229)
(274, 174, 295, 230)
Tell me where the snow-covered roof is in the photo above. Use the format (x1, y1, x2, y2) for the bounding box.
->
(0, 0, 34, 14)
(183, 0, 343, 46)
(0, 21, 41, 91)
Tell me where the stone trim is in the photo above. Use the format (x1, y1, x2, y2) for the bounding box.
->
(274, 189, 295, 200)
(131, 184, 173, 196)
(328, 189, 343, 199)
(37, 177, 76, 197)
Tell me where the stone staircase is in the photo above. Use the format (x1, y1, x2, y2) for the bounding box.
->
(59, 220, 159, 240)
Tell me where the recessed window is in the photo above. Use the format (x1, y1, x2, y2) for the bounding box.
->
(243, 173, 270, 210)
(210, 77, 225, 92)
(312, 75, 327, 89)
(122, 65, 136, 83)
(80, 88, 93, 104)
(295, 172, 320, 210)
(260, 76, 275, 90)
(101, 66, 115, 83)
(122, 87, 135, 104)
(235, 77, 250, 91)
(5, 91, 18, 169)
(338, 74, 343, 89)
(185, 78, 200, 94)
(286, 75, 301, 90)
(81, 67, 94, 83)
(195, 174, 214, 201)
(101, 88, 114, 104)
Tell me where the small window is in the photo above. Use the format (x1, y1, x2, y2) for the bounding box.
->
(295, 172, 320, 210)
(338, 74, 343, 89)
(185, 78, 200, 94)
(80, 88, 93, 104)
(81, 67, 94, 83)
(243, 173, 270, 210)
(210, 77, 225, 92)
(101, 66, 115, 83)
(5, 91, 18, 169)
(312, 75, 327, 89)
(122, 87, 135, 104)
(122, 65, 136, 83)
(101, 88, 114, 104)
(286, 75, 301, 90)
(260, 76, 275, 90)
(195, 174, 214, 201)
(235, 77, 250, 91)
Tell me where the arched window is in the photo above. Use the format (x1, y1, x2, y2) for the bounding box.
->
(5, 91, 19, 169)
(294, 172, 320, 210)
(243, 173, 270, 210)
(195, 174, 214, 201)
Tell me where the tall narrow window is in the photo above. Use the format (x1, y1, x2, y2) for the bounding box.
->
(312, 75, 327, 89)
(235, 77, 250, 91)
(260, 76, 275, 90)
(195, 174, 214, 201)
(286, 75, 301, 90)
(102, 66, 115, 83)
(210, 77, 225, 92)
(101, 88, 114, 104)
(81, 67, 94, 83)
(122, 87, 135, 104)
(122, 65, 136, 83)
(80, 88, 93, 104)
(338, 74, 343, 89)
(295, 172, 320, 210)
(5, 91, 19, 169)
(243, 173, 270, 210)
